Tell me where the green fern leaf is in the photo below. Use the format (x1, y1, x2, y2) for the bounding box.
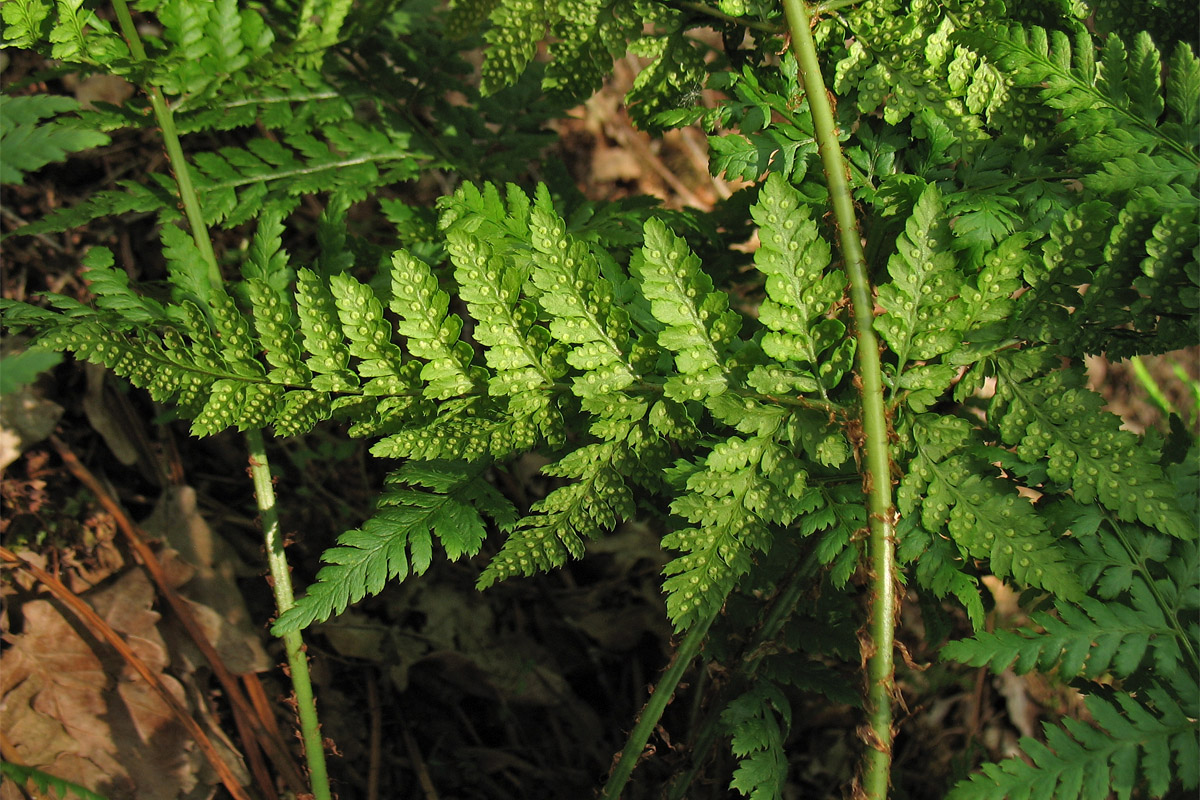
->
(0, 94, 109, 185)
(626, 32, 707, 131)
(295, 268, 358, 393)
(751, 173, 849, 396)
(528, 194, 641, 399)
(876, 183, 965, 391)
(79, 247, 168, 324)
(900, 414, 1082, 600)
(372, 400, 538, 461)
(47, 0, 126, 64)
(632, 217, 740, 402)
(446, 0, 503, 38)
(0, 761, 109, 800)
(898, 519, 986, 630)
(948, 691, 1198, 800)
(994, 366, 1193, 539)
(1, 0, 52, 49)
(7, 179, 175, 239)
(723, 682, 791, 800)
(273, 461, 514, 633)
(1166, 43, 1199, 129)
(804, 482, 867, 590)
(447, 218, 566, 442)
(329, 273, 417, 396)
(662, 436, 807, 630)
(479, 0, 549, 95)
(942, 577, 1181, 680)
(478, 437, 638, 586)
(389, 250, 481, 399)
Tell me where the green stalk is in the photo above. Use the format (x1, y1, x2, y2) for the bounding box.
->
(110, 4, 332, 797)
(247, 429, 333, 800)
(600, 609, 718, 799)
(111, 0, 221, 298)
(779, 2, 897, 798)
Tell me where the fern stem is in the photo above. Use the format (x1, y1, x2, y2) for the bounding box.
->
(780, 1, 898, 798)
(600, 608, 718, 799)
(246, 429, 333, 800)
(667, 0, 785, 33)
(110, 0, 222, 298)
(109, 6, 333, 796)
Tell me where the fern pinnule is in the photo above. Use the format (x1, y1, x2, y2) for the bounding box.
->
(388, 250, 481, 400)
(273, 460, 517, 634)
(632, 217, 740, 403)
(477, 437, 640, 587)
(528, 195, 640, 399)
(749, 173, 848, 397)
(992, 366, 1193, 539)
(946, 689, 1197, 800)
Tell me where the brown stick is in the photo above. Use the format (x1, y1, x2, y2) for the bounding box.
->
(0, 546, 252, 800)
(49, 436, 307, 795)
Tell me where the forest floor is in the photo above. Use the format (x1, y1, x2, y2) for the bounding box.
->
(2, 44, 1198, 800)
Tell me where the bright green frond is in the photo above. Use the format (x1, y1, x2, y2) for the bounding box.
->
(528, 198, 640, 399)
(477, 438, 637, 587)
(295, 268, 359, 392)
(633, 217, 740, 402)
(900, 414, 1082, 600)
(752, 173, 848, 396)
(0, 94, 109, 185)
(273, 461, 512, 633)
(947, 691, 1198, 800)
(389, 250, 481, 400)
(994, 367, 1193, 539)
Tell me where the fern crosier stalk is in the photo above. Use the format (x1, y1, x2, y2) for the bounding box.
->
(108, 4, 333, 797)
(780, 0, 898, 796)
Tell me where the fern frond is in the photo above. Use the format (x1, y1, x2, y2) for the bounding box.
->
(41, 0, 127, 65)
(149, 0, 274, 97)
(389, 250, 482, 400)
(632, 217, 741, 402)
(0, 761, 109, 800)
(897, 519, 985, 630)
(477, 436, 639, 587)
(479, 0, 550, 96)
(722, 681, 792, 799)
(662, 436, 808, 630)
(293, 268, 358, 393)
(947, 689, 1198, 800)
(528, 191, 642, 399)
(942, 576, 1184, 680)
(961, 25, 1199, 172)
(0, 94, 109, 185)
(273, 460, 516, 633)
(750, 173, 849, 398)
(371, 399, 537, 461)
(899, 414, 1082, 601)
(543, 0, 640, 100)
(16, 120, 424, 236)
(1, 0, 52, 50)
(876, 184, 964, 402)
(993, 365, 1193, 539)
(803, 482, 867, 590)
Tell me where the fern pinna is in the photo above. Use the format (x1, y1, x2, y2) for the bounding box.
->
(3, 0, 1199, 797)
